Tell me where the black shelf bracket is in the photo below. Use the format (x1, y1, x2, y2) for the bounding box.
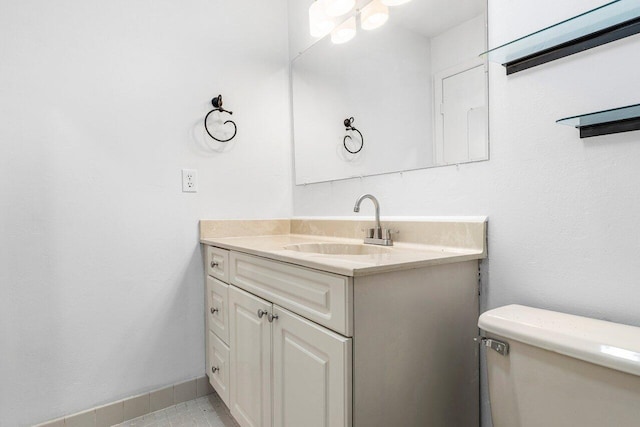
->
(504, 16, 640, 75)
(579, 116, 640, 138)
(557, 103, 640, 138)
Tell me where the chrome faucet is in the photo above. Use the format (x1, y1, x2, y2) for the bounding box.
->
(353, 194, 393, 246)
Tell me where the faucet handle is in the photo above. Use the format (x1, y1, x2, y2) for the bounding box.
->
(360, 228, 377, 238)
(381, 228, 399, 240)
(382, 229, 391, 240)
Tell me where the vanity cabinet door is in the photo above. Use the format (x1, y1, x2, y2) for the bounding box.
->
(207, 276, 230, 345)
(229, 286, 272, 427)
(272, 306, 353, 427)
(207, 246, 229, 283)
(208, 330, 230, 407)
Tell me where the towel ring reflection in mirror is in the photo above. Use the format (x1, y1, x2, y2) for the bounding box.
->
(343, 117, 364, 154)
(204, 95, 237, 142)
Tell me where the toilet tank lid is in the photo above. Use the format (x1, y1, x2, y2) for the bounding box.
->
(479, 304, 640, 377)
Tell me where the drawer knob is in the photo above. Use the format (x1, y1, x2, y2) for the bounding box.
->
(257, 309, 268, 319)
(210, 307, 219, 314)
(267, 313, 279, 323)
(210, 261, 219, 269)
(211, 366, 219, 374)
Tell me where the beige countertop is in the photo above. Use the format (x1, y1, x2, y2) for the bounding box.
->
(200, 218, 487, 277)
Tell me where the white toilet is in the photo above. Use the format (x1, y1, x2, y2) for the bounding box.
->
(479, 304, 640, 427)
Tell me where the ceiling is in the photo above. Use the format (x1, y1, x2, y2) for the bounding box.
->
(359, 0, 485, 38)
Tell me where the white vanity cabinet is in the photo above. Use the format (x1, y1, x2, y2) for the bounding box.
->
(204, 244, 479, 427)
(227, 262, 352, 427)
(205, 248, 352, 427)
(205, 246, 231, 407)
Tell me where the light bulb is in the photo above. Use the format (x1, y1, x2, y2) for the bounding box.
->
(331, 16, 356, 44)
(381, 0, 411, 6)
(309, 0, 336, 37)
(361, 0, 389, 30)
(324, 0, 355, 17)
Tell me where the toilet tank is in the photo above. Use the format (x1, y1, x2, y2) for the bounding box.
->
(479, 305, 640, 427)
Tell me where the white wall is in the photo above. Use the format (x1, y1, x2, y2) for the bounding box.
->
(292, 0, 640, 424)
(0, 0, 291, 425)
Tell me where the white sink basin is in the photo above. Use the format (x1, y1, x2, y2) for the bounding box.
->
(283, 242, 392, 255)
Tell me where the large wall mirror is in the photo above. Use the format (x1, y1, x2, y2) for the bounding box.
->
(289, 0, 488, 185)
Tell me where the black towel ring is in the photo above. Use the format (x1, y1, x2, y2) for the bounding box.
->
(204, 95, 237, 142)
(343, 117, 364, 154)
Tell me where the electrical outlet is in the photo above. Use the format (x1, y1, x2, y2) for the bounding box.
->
(182, 169, 198, 193)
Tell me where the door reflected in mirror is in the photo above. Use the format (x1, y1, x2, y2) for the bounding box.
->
(290, 0, 488, 184)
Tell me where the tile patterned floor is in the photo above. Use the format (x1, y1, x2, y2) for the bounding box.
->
(113, 393, 239, 427)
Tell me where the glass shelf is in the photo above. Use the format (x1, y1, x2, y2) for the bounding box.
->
(557, 103, 640, 138)
(484, 0, 640, 74)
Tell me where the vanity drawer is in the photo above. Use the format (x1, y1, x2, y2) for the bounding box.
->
(206, 276, 230, 345)
(206, 246, 229, 283)
(208, 330, 230, 408)
(230, 252, 353, 336)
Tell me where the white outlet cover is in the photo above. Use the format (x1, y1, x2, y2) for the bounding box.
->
(182, 169, 198, 193)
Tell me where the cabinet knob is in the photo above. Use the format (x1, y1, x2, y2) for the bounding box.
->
(211, 366, 219, 374)
(210, 307, 219, 314)
(210, 261, 219, 269)
(267, 313, 279, 323)
(257, 309, 268, 319)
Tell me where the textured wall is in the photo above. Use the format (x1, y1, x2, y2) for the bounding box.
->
(0, 1, 290, 425)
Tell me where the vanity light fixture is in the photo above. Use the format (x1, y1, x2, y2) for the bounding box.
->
(309, 0, 336, 37)
(381, 0, 412, 5)
(361, 0, 389, 31)
(324, 0, 356, 17)
(309, 0, 410, 43)
(331, 16, 357, 44)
